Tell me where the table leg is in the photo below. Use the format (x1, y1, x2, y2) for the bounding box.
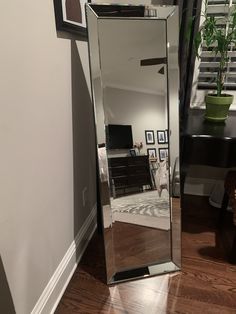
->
(217, 191, 229, 229)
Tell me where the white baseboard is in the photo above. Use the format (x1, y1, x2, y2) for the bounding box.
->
(31, 204, 97, 314)
(184, 178, 220, 196)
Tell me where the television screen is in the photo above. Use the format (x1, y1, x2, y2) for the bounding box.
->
(106, 124, 133, 149)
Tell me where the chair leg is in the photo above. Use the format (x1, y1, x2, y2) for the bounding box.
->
(217, 191, 229, 229)
(229, 226, 236, 264)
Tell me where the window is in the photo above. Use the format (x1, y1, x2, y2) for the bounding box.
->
(191, 0, 236, 107)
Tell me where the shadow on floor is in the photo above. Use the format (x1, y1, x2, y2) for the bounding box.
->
(0, 255, 16, 314)
(78, 231, 107, 284)
(182, 194, 235, 264)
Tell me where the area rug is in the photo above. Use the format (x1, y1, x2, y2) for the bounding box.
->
(111, 190, 170, 230)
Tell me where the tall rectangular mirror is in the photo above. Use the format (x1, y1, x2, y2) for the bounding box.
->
(86, 4, 180, 284)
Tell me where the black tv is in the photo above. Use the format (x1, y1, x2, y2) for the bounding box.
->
(106, 124, 133, 149)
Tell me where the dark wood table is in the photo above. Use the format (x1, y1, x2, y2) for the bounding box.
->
(181, 109, 236, 263)
(182, 109, 236, 169)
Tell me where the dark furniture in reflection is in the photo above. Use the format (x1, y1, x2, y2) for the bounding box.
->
(182, 109, 236, 263)
(108, 155, 152, 198)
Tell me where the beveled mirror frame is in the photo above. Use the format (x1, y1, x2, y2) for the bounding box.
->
(86, 3, 181, 284)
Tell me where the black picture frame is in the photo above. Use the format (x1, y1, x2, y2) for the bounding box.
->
(159, 148, 168, 161)
(53, 0, 90, 37)
(147, 148, 157, 158)
(145, 130, 155, 144)
(157, 130, 166, 144)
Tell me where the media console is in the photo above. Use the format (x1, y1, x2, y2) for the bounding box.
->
(108, 155, 153, 198)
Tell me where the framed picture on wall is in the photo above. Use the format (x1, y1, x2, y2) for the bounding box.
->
(53, 0, 90, 37)
(159, 148, 168, 161)
(145, 130, 155, 144)
(147, 148, 157, 158)
(157, 130, 166, 144)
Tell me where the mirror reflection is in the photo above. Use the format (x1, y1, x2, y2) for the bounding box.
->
(87, 4, 180, 284)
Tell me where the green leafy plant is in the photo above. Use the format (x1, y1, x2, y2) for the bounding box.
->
(195, 0, 236, 96)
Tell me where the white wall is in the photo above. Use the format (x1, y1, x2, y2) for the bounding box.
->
(0, 2, 96, 313)
(104, 87, 167, 159)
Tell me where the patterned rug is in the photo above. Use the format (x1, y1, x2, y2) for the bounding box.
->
(111, 190, 170, 218)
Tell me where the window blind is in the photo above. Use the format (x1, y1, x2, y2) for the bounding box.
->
(197, 0, 236, 91)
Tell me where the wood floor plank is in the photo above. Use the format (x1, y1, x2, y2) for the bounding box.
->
(112, 222, 171, 271)
(56, 195, 236, 313)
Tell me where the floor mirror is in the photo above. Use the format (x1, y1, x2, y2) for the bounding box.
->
(86, 4, 181, 284)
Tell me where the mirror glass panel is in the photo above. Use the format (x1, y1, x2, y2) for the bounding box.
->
(86, 4, 180, 284)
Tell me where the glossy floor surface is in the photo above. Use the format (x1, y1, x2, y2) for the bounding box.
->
(56, 195, 236, 313)
(107, 221, 171, 272)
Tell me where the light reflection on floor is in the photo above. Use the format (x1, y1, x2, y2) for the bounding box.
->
(103, 272, 182, 314)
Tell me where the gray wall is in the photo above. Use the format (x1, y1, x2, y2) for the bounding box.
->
(104, 87, 167, 158)
(0, 2, 96, 313)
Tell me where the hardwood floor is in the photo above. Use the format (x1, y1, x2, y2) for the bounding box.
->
(110, 221, 171, 271)
(56, 195, 236, 313)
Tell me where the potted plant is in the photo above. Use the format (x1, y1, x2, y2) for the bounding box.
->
(194, 0, 236, 122)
